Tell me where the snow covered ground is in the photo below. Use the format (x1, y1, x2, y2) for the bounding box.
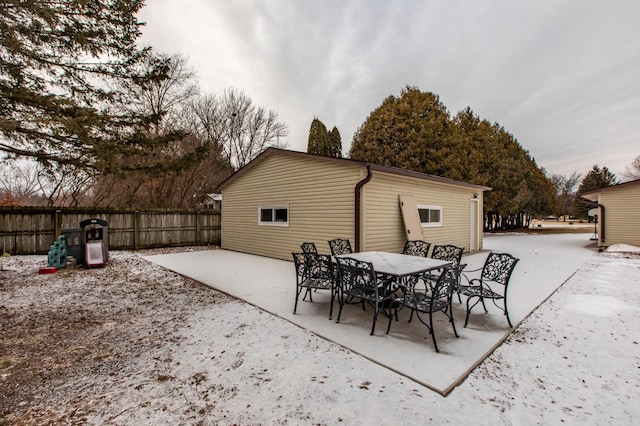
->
(1, 234, 639, 425)
(143, 233, 597, 395)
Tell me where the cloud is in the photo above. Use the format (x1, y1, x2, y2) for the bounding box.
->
(138, 0, 640, 176)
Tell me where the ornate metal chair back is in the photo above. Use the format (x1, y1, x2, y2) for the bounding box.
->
(481, 252, 519, 286)
(300, 242, 318, 254)
(306, 252, 333, 281)
(431, 244, 464, 266)
(403, 240, 431, 257)
(335, 256, 377, 296)
(329, 238, 353, 256)
(432, 265, 461, 302)
(292, 252, 309, 282)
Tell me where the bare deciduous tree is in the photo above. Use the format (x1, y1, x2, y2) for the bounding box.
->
(0, 161, 42, 205)
(119, 54, 200, 134)
(36, 165, 95, 207)
(183, 87, 288, 169)
(622, 155, 640, 181)
(0, 160, 95, 207)
(182, 94, 226, 148)
(221, 87, 288, 169)
(550, 172, 582, 220)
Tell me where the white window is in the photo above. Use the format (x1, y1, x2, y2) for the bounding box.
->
(417, 204, 443, 227)
(258, 205, 289, 227)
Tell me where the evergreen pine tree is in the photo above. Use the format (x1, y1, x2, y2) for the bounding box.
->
(0, 0, 201, 175)
(307, 118, 329, 155)
(349, 86, 556, 229)
(328, 127, 343, 158)
(575, 165, 618, 218)
(307, 118, 341, 157)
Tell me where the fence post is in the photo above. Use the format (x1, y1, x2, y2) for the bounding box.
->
(54, 209, 62, 238)
(134, 211, 140, 250)
(196, 211, 201, 244)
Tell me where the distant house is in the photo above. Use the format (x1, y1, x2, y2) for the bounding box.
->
(216, 148, 490, 261)
(203, 193, 222, 210)
(581, 178, 640, 248)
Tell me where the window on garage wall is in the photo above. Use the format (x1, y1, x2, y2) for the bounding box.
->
(417, 204, 443, 227)
(258, 205, 289, 227)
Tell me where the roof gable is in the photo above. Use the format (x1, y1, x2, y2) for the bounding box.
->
(216, 148, 491, 191)
(581, 178, 640, 202)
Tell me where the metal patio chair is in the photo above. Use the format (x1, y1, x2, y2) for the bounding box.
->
(392, 265, 461, 352)
(335, 256, 390, 335)
(457, 252, 519, 327)
(292, 252, 337, 319)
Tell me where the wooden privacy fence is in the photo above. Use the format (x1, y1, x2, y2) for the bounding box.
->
(0, 207, 221, 255)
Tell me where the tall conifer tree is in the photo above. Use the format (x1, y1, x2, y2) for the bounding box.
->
(350, 86, 555, 229)
(0, 0, 204, 175)
(307, 118, 341, 157)
(328, 126, 343, 158)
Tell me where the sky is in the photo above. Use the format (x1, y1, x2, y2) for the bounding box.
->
(137, 0, 640, 178)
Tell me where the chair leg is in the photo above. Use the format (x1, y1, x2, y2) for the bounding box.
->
(465, 294, 488, 327)
(429, 313, 439, 353)
(464, 296, 475, 327)
(328, 289, 335, 320)
(449, 304, 459, 338)
(370, 302, 379, 335)
(480, 297, 488, 313)
(504, 299, 512, 327)
(455, 276, 463, 303)
(386, 309, 394, 334)
(294, 286, 302, 314)
(336, 295, 344, 324)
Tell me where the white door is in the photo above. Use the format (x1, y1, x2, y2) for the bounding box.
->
(470, 200, 478, 251)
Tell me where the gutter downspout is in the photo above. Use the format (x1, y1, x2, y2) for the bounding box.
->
(598, 204, 605, 245)
(354, 165, 373, 252)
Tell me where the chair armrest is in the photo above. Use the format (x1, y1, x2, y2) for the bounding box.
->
(460, 275, 482, 287)
(462, 266, 482, 274)
(460, 266, 481, 284)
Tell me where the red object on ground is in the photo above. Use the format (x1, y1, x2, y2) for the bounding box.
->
(38, 266, 58, 274)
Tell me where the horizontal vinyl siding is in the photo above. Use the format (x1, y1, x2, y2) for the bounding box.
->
(362, 172, 481, 253)
(601, 184, 640, 246)
(221, 155, 363, 260)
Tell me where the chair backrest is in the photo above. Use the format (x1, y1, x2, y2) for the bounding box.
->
(431, 244, 464, 266)
(300, 242, 318, 254)
(305, 252, 333, 281)
(292, 252, 308, 282)
(403, 240, 431, 257)
(431, 265, 461, 301)
(481, 252, 519, 286)
(335, 256, 377, 295)
(293, 252, 334, 283)
(328, 238, 353, 256)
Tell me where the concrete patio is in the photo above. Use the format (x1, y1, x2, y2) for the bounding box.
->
(143, 233, 596, 395)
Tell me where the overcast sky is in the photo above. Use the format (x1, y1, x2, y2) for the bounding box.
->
(138, 0, 640, 178)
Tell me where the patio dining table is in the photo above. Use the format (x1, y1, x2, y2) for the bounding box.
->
(333, 251, 454, 333)
(335, 251, 452, 280)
